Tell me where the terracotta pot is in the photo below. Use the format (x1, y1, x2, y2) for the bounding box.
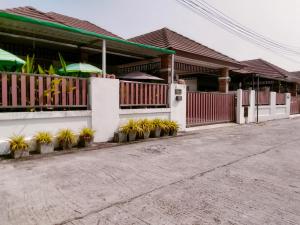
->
(37, 143, 54, 154)
(128, 132, 137, 142)
(11, 149, 29, 159)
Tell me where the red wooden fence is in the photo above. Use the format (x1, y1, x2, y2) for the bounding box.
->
(119, 81, 168, 108)
(255, 91, 270, 105)
(186, 92, 236, 126)
(290, 96, 300, 115)
(0, 72, 88, 110)
(276, 93, 286, 105)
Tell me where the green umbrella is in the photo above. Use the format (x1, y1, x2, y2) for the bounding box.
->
(59, 63, 102, 74)
(0, 48, 25, 71)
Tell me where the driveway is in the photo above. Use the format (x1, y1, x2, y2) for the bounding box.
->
(0, 118, 300, 225)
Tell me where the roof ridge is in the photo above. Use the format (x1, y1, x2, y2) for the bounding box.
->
(258, 58, 289, 78)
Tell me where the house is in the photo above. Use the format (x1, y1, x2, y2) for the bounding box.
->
(231, 58, 299, 96)
(120, 27, 244, 92)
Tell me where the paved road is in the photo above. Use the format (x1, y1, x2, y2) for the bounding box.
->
(0, 118, 300, 225)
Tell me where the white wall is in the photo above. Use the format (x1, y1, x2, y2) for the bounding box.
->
(170, 83, 186, 131)
(119, 108, 171, 126)
(0, 111, 91, 154)
(236, 89, 291, 124)
(184, 78, 198, 91)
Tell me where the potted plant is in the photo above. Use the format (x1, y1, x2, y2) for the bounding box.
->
(138, 119, 153, 139)
(34, 131, 54, 154)
(9, 135, 29, 159)
(161, 120, 171, 136)
(169, 121, 180, 136)
(56, 129, 76, 150)
(78, 127, 95, 147)
(151, 118, 163, 138)
(120, 119, 142, 142)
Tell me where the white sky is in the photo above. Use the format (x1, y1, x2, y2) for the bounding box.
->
(1, 0, 300, 71)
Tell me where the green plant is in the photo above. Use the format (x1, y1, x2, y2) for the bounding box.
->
(138, 119, 154, 133)
(21, 55, 35, 73)
(34, 132, 53, 144)
(38, 64, 56, 75)
(9, 135, 29, 152)
(79, 127, 95, 141)
(152, 118, 163, 130)
(161, 119, 171, 132)
(120, 119, 143, 135)
(58, 53, 67, 75)
(57, 129, 76, 147)
(168, 121, 179, 132)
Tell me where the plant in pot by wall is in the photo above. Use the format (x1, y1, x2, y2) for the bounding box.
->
(151, 118, 163, 138)
(9, 135, 29, 159)
(78, 128, 95, 147)
(169, 121, 179, 136)
(120, 119, 142, 142)
(34, 131, 54, 154)
(138, 119, 153, 139)
(56, 129, 76, 150)
(161, 120, 171, 136)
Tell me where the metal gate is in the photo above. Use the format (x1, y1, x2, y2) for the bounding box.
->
(290, 96, 300, 115)
(186, 92, 236, 127)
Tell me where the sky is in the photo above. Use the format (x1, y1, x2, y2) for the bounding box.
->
(1, 0, 300, 71)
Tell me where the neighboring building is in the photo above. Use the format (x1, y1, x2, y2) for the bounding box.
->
(231, 58, 299, 95)
(123, 27, 243, 92)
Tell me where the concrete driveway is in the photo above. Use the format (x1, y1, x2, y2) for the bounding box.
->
(0, 118, 300, 225)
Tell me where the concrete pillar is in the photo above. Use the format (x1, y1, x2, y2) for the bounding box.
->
(102, 39, 107, 77)
(247, 90, 256, 123)
(90, 77, 119, 142)
(160, 54, 172, 84)
(236, 89, 245, 124)
(218, 67, 230, 93)
(170, 83, 186, 131)
(270, 92, 276, 118)
(285, 93, 291, 116)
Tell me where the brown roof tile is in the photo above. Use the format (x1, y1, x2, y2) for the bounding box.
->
(2, 6, 121, 38)
(241, 59, 290, 79)
(129, 27, 241, 66)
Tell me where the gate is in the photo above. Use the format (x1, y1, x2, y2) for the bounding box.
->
(186, 92, 236, 127)
(290, 96, 300, 115)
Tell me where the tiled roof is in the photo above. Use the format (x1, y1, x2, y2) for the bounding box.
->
(291, 71, 300, 76)
(1, 6, 121, 38)
(46, 12, 122, 38)
(241, 59, 290, 79)
(129, 27, 241, 66)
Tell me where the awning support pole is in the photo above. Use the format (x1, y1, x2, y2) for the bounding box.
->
(171, 54, 175, 84)
(102, 39, 106, 78)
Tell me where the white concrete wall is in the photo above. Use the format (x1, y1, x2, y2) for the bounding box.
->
(90, 78, 120, 142)
(0, 111, 91, 154)
(119, 108, 171, 126)
(236, 89, 291, 124)
(184, 78, 197, 91)
(170, 83, 186, 131)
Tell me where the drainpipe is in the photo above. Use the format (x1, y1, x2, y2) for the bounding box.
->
(102, 39, 106, 78)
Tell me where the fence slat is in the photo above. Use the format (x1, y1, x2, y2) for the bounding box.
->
(21, 75, 27, 107)
(38, 76, 44, 106)
(82, 79, 87, 106)
(1, 73, 8, 107)
(46, 77, 51, 106)
(68, 78, 73, 106)
(30, 76, 35, 106)
(61, 78, 66, 105)
(11, 74, 17, 106)
(75, 79, 80, 105)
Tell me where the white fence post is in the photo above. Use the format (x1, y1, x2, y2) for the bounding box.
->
(236, 89, 245, 124)
(170, 83, 186, 131)
(247, 90, 256, 123)
(286, 93, 291, 116)
(90, 78, 120, 142)
(270, 92, 276, 119)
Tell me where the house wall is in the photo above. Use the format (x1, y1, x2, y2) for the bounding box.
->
(184, 78, 198, 91)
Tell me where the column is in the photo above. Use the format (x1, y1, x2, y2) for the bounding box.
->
(102, 39, 106, 78)
(160, 54, 172, 84)
(218, 67, 230, 93)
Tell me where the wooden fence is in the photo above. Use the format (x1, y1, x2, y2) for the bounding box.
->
(276, 93, 286, 105)
(242, 90, 250, 106)
(255, 91, 270, 105)
(0, 72, 88, 110)
(119, 81, 168, 108)
(291, 96, 300, 115)
(186, 92, 236, 126)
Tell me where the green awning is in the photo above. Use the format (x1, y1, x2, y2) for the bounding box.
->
(0, 12, 175, 58)
(59, 63, 102, 74)
(0, 48, 25, 71)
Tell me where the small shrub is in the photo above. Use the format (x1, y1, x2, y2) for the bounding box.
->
(79, 127, 95, 142)
(34, 131, 53, 144)
(152, 118, 163, 130)
(138, 119, 154, 133)
(9, 135, 29, 152)
(120, 119, 143, 135)
(56, 129, 76, 149)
